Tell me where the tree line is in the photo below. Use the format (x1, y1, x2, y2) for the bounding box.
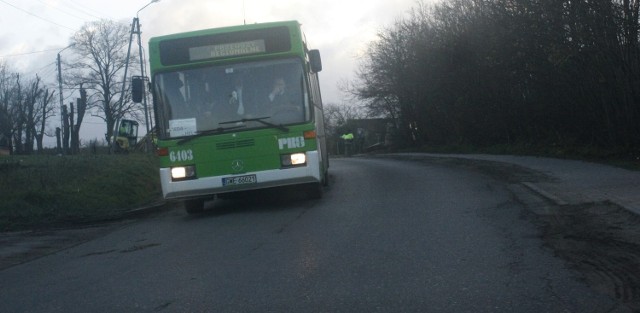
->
(0, 19, 142, 155)
(0, 69, 55, 154)
(353, 0, 640, 154)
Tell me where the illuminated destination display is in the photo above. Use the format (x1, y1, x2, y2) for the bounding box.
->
(158, 26, 291, 65)
(189, 40, 266, 61)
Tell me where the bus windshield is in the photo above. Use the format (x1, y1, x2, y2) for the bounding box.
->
(154, 58, 308, 139)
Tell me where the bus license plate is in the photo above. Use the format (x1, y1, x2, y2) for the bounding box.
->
(222, 174, 257, 186)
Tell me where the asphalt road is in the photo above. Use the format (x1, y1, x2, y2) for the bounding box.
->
(0, 157, 627, 312)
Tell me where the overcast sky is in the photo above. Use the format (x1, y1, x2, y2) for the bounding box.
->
(0, 0, 431, 145)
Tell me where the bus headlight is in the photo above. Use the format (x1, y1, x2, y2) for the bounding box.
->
(281, 153, 306, 167)
(171, 165, 196, 181)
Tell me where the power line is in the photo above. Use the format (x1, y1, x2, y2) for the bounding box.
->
(0, 0, 76, 31)
(0, 47, 67, 59)
(36, 0, 90, 22)
(63, 0, 104, 20)
(23, 61, 57, 77)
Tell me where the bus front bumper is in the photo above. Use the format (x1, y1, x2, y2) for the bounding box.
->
(160, 151, 321, 200)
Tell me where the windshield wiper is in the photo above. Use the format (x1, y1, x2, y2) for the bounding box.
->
(177, 125, 246, 145)
(219, 116, 289, 132)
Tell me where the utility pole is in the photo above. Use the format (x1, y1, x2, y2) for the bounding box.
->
(114, 19, 136, 153)
(57, 53, 64, 153)
(136, 18, 151, 138)
(117, 0, 159, 152)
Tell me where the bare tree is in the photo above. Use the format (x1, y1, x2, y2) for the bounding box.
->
(352, 3, 434, 147)
(68, 19, 141, 149)
(34, 88, 56, 153)
(0, 62, 14, 153)
(324, 102, 365, 138)
(0, 63, 57, 155)
(10, 74, 25, 154)
(354, 0, 640, 151)
(22, 76, 45, 155)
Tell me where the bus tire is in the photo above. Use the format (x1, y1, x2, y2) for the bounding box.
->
(322, 170, 329, 187)
(184, 198, 205, 214)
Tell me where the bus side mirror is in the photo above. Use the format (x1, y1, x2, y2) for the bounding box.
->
(309, 49, 322, 73)
(132, 76, 145, 103)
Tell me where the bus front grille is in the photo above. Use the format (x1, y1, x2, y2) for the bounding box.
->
(216, 139, 255, 150)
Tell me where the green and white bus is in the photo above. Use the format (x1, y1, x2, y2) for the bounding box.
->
(145, 21, 328, 213)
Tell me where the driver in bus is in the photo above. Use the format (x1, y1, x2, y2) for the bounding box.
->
(267, 76, 301, 120)
(268, 77, 288, 106)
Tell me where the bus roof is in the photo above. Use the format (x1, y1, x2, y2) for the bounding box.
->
(149, 20, 301, 43)
(148, 20, 308, 70)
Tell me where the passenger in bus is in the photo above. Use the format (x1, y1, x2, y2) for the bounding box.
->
(223, 75, 265, 119)
(190, 81, 219, 131)
(228, 77, 245, 116)
(163, 73, 189, 118)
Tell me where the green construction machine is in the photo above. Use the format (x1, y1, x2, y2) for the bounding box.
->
(114, 119, 139, 153)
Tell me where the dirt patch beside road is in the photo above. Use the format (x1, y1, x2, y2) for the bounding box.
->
(0, 202, 169, 271)
(377, 153, 554, 183)
(377, 154, 640, 311)
(0, 224, 122, 270)
(532, 201, 640, 311)
(432, 156, 640, 312)
(426, 156, 640, 312)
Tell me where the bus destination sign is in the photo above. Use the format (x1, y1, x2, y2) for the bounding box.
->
(189, 39, 266, 61)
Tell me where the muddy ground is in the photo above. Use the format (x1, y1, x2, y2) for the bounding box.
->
(389, 155, 640, 312)
(439, 156, 640, 312)
(533, 201, 640, 312)
(0, 222, 127, 270)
